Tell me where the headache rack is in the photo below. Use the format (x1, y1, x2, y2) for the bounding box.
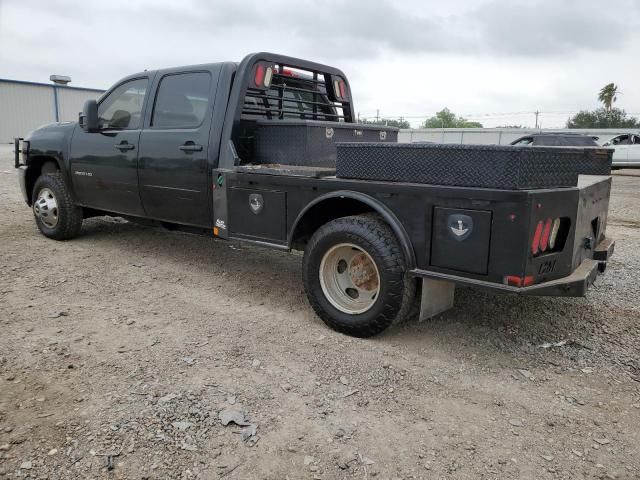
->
(242, 64, 353, 122)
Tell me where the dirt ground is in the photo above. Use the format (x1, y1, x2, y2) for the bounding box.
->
(0, 145, 639, 479)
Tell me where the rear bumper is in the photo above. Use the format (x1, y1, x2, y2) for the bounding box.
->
(411, 238, 614, 297)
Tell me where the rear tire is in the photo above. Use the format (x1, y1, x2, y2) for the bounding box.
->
(32, 174, 83, 240)
(303, 214, 415, 337)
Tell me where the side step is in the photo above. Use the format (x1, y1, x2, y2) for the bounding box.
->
(419, 278, 455, 321)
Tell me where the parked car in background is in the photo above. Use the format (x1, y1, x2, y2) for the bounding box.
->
(601, 134, 640, 168)
(510, 133, 599, 147)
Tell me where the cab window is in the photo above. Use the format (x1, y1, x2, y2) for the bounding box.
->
(612, 135, 631, 145)
(151, 72, 211, 129)
(97, 78, 147, 130)
(513, 137, 533, 145)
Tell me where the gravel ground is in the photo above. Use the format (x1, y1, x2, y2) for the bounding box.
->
(0, 145, 639, 479)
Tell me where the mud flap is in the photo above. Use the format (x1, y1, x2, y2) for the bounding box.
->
(419, 278, 455, 321)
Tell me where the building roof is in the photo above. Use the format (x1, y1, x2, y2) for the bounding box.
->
(0, 77, 105, 93)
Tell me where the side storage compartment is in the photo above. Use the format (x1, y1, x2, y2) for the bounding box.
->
(430, 207, 493, 275)
(228, 187, 287, 242)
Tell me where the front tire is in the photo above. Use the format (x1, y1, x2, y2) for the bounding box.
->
(32, 174, 83, 240)
(303, 214, 415, 337)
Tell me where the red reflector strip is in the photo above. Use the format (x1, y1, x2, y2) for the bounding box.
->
(504, 275, 536, 288)
(531, 220, 543, 255)
(540, 219, 552, 251)
(505, 275, 522, 287)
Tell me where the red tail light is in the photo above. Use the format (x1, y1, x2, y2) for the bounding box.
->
(532, 217, 565, 256)
(540, 218, 552, 251)
(332, 76, 348, 100)
(254, 64, 265, 87)
(531, 220, 543, 255)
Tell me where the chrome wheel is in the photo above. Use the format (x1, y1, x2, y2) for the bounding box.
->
(33, 188, 59, 228)
(319, 243, 380, 314)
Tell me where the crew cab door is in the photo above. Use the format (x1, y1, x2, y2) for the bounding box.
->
(69, 77, 149, 216)
(137, 68, 219, 227)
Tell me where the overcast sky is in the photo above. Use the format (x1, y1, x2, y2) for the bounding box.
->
(1, 0, 640, 127)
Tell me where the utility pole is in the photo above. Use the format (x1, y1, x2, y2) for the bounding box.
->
(357, 112, 360, 122)
(534, 110, 540, 129)
(376, 109, 379, 122)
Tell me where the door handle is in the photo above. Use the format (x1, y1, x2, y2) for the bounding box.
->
(115, 142, 135, 151)
(179, 143, 203, 152)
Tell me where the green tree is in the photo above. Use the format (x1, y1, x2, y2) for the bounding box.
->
(598, 83, 619, 112)
(422, 108, 483, 128)
(360, 117, 411, 129)
(566, 108, 640, 128)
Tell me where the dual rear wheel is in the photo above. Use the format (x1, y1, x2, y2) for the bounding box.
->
(303, 214, 416, 337)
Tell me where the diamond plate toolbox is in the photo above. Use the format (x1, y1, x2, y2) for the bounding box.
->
(254, 120, 398, 168)
(335, 143, 612, 190)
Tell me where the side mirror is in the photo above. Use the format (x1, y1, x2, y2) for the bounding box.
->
(79, 100, 99, 132)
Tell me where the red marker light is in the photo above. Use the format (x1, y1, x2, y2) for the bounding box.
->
(504, 275, 535, 288)
(254, 64, 265, 87)
(540, 218, 552, 251)
(339, 80, 346, 98)
(505, 275, 522, 287)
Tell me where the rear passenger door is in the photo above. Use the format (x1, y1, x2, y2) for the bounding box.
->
(138, 68, 219, 227)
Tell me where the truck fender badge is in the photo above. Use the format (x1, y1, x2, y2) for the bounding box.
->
(325, 127, 334, 139)
(448, 214, 473, 241)
(379, 131, 387, 141)
(249, 194, 263, 214)
(215, 218, 227, 230)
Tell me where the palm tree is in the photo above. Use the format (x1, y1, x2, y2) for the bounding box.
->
(598, 83, 619, 112)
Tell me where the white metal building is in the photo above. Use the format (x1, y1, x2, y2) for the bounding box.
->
(398, 128, 640, 146)
(0, 78, 104, 143)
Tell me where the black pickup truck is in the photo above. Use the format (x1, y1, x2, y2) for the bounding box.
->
(14, 52, 615, 337)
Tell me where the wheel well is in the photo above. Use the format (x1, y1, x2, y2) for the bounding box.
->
(290, 197, 375, 251)
(25, 156, 60, 204)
